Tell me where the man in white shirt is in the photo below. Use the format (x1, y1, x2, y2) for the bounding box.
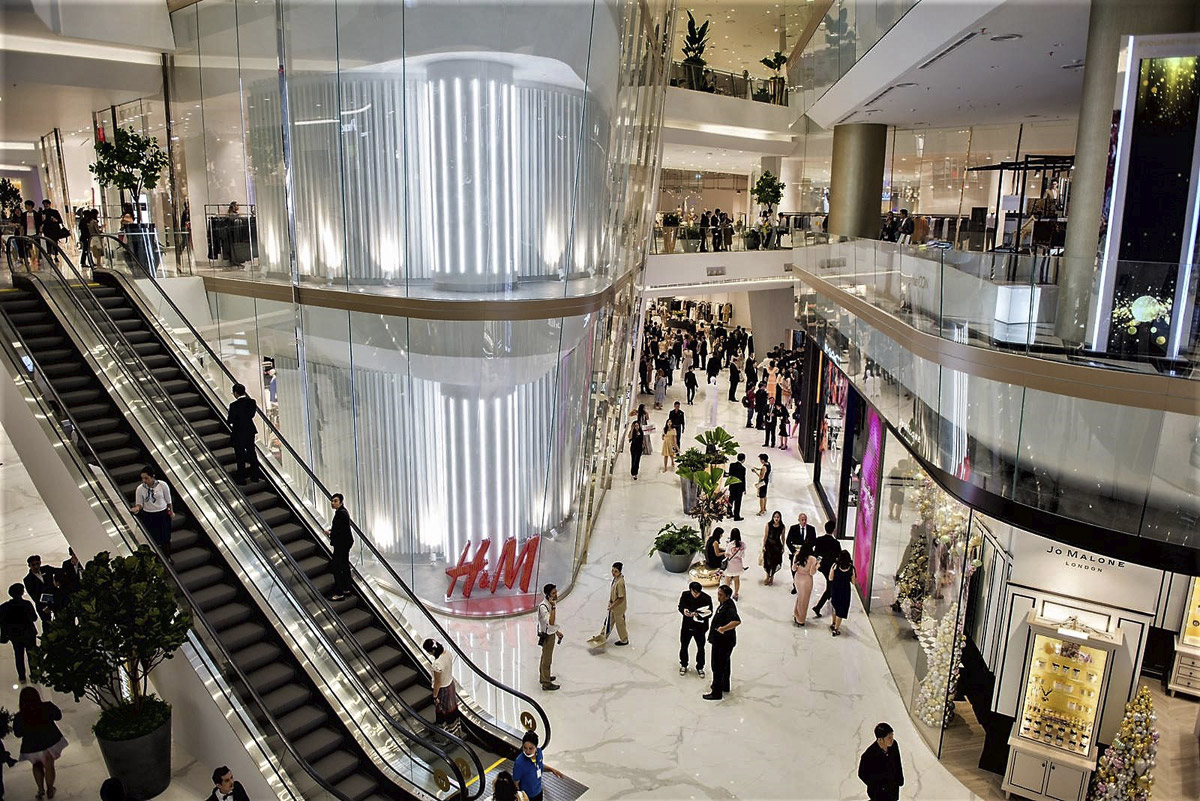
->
(130, 468, 174, 565)
(537, 584, 563, 691)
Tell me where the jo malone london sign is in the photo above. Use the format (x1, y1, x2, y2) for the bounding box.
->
(1008, 531, 1162, 613)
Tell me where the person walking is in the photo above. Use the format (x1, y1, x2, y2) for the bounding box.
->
(829, 550, 855, 636)
(677, 580, 712, 677)
(661, 420, 678, 472)
(743, 386, 756, 428)
(727, 453, 747, 521)
(537, 585, 563, 691)
(791, 547, 819, 626)
(727, 359, 741, 402)
(206, 767, 251, 801)
(14, 686, 66, 799)
(325, 493, 353, 601)
(683, 366, 698, 404)
(702, 585, 741, 701)
(762, 402, 777, 448)
(858, 722, 904, 801)
(811, 520, 842, 618)
(777, 402, 790, 449)
(668, 401, 685, 439)
(513, 730, 564, 801)
(721, 529, 745, 600)
(422, 638, 462, 738)
(130, 468, 173, 563)
(786, 513, 817, 564)
(629, 421, 645, 480)
(0, 584, 38, 683)
(754, 453, 771, 516)
(607, 562, 629, 646)
(227, 383, 261, 485)
(761, 511, 785, 585)
(653, 368, 667, 410)
(22, 556, 53, 629)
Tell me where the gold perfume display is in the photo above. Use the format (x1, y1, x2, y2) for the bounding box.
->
(1018, 633, 1108, 756)
(1181, 577, 1200, 647)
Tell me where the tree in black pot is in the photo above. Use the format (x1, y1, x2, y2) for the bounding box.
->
(680, 10, 711, 92)
(760, 51, 788, 104)
(33, 547, 191, 799)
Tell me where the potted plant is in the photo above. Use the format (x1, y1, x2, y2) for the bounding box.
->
(695, 426, 739, 465)
(680, 10, 711, 92)
(89, 126, 170, 272)
(751, 170, 785, 221)
(759, 51, 788, 104)
(675, 447, 708, 511)
(661, 211, 681, 253)
(33, 547, 191, 799)
(687, 466, 736, 537)
(680, 225, 702, 252)
(0, 177, 21, 220)
(649, 522, 704, 573)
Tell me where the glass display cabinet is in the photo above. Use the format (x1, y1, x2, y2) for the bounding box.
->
(1002, 610, 1123, 801)
(1167, 575, 1200, 698)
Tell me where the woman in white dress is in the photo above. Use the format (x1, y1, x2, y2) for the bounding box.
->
(721, 528, 746, 600)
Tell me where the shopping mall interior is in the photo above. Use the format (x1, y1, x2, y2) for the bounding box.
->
(0, 0, 1199, 799)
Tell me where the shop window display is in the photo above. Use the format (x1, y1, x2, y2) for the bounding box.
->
(868, 427, 983, 755)
(817, 362, 850, 513)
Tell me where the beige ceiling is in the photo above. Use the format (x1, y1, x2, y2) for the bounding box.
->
(660, 141, 767, 174)
(673, 1, 817, 78)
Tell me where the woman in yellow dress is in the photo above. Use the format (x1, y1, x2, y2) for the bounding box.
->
(662, 419, 679, 472)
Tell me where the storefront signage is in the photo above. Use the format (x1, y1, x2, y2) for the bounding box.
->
(445, 535, 540, 599)
(853, 407, 884, 606)
(1008, 530, 1161, 613)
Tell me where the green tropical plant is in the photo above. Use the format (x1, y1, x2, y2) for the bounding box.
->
(694, 426, 739, 464)
(649, 522, 704, 556)
(751, 171, 785, 217)
(675, 447, 708, 477)
(89, 127, 170, 223)
(760, 51, 788, 74)
(0, 178, 21, 218)
(681, 10, 710, 65)
(32, 547, 191, 740)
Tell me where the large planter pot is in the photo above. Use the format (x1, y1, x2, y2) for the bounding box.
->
(662, 226, 678, 253)
(681, 236, 699, 253)
(658, 551, 696, 573)
(98, 712, 172, 799)
(680, 477, 699, 514)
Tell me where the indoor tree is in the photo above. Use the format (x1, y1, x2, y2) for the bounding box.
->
(760, 51, 788, 104)
(751, 171, 785, 219)
(89, 126, 170, 223)
(0, 177, 21, 219)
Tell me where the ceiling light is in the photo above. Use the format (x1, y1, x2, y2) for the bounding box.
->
(0, 142, 35, 151)
(990, 34, 1023, 42)
(893, 82, 917, 88)
(0, 164, 32, 171)
(1062, 62, 1085, 70)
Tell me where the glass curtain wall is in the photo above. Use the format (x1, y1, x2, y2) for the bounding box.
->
(171, 0, 675, 613)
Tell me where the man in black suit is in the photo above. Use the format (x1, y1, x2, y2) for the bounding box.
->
(668, 401, 685, 439)
(811, 520, 843, 618)
(326, 493, 354, 601)
(786, 513, 817, 562)
(23, 555, 53, 628)
(0, 583, 39, 683)
(754, 381, 769, 429)
(858, 722, 904, 801)
(227, 383, 261, 485)
(699, 210, 710, 252)
(677, 581, 712, 678)
(727, 453, 747, 521)
(703, 585, 741, 701)
(207, 766, 251, 801)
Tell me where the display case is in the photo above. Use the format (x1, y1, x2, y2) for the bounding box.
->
(1167, 576, 1200, 698)
(1002, 610, 1123, 801)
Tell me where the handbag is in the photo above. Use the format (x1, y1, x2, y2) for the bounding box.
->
(642, 432, 653, 455)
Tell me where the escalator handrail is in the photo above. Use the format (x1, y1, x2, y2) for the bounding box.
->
(91, 231, 554, 746)
(7, 236, 473, 799)
(0, 251, 362, 801)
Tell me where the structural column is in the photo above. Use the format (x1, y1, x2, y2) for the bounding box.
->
(1058, 0, 1198, 344)
(828, 123, 887, 239)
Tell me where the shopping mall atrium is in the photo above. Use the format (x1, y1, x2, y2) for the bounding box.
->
(0, 0, 1198, 799)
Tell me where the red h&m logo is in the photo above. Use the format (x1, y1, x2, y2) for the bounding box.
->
(445, 536, 540, 598)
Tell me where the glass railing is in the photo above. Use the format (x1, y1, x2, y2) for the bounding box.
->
(85, 233, 553, 753)
(668, 60, 788, 105)
(790, 0, 919, 113)
(650, 223, 823, 254)
(794, 236, 1199, 379)
(7, 236, 471, 799)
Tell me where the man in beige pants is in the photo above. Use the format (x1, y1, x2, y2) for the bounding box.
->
(537, 584, 563, 691)
(609, 562, 629, 645)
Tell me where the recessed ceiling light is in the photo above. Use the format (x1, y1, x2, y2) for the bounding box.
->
(893, 82, 917, 88)
(1061, 62, 1085, 70)
(990, 34, 1023, 42)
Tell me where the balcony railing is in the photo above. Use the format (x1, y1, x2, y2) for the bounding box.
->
(668, 61, 788, 105)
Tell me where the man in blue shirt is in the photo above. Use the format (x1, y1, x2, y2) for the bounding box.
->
(512, 730, 564, 801)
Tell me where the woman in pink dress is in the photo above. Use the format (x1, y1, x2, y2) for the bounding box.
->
(791, 547, 819, 626)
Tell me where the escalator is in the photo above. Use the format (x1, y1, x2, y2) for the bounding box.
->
(2, 238, 477, 801)
(86, 266, 510, 785)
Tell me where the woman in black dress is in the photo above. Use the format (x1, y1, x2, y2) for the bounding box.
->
(761, 511, 786, 585)
(755, 453, 772, 516)
(830, 550, 855, 637)
(704, 527, 726, 570)
(629, 422, 645, 480)
(14, 686, 67, 799)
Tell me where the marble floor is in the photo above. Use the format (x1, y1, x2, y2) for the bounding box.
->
(0, 426, 213, 800)
(439, 376, 982, 799)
